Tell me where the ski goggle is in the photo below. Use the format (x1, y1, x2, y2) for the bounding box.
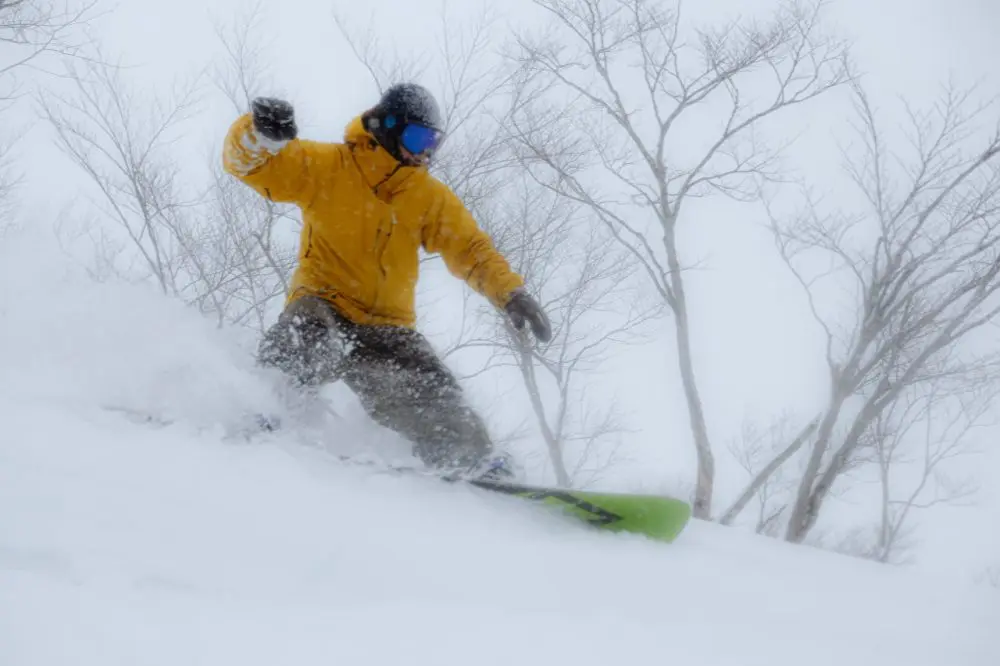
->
(400, 123, 443, 155)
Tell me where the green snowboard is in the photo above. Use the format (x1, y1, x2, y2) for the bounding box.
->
(468, 478, 691, 543)
(104, 405, 691, 542)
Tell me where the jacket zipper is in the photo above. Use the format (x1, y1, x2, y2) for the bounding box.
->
(369, 166, 402, 320)
(378, 216, 394, 275)
(371, 218, 393, 318)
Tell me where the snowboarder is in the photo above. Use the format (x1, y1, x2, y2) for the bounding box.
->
(222, 83, 551, 481)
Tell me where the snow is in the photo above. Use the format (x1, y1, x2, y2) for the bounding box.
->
(1, 230, 997, 666)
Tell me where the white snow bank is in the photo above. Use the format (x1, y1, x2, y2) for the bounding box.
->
(0, 229, 996, 665)
(0, 229, 278, 428)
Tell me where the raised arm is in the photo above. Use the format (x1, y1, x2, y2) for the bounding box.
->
(223, 98, 336, 205)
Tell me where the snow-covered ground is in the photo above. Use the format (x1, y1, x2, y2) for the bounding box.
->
(1, 232, 997, 666)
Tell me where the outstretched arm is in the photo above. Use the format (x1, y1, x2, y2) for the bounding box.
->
(421, 180, 524, 308)
(422, 181, 552, 342)
(222, 98, 336, 205)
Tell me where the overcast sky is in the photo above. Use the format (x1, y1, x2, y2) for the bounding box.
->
(9, 0, 1000, 579)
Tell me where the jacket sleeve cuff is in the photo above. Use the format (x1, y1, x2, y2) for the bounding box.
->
(227, 117, 290, 176)
(251, 130, 290, 154)
(495, 280, 525, 309)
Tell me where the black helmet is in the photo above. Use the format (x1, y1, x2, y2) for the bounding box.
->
(365, 82, 445, 164)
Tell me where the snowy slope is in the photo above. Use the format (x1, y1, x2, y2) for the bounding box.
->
(1, 233, 997, 666)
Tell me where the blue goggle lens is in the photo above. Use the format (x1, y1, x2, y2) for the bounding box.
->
(400, 123, 443, 155)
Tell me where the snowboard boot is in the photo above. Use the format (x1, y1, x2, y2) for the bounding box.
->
(472, 451, 521, 483)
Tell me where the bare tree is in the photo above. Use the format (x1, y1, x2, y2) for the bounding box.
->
(211, 0, 272, 114)
(41, 7, 301, 331)
(862, 379, 987, 563)
(807, 377, 988, 566)
(489, 174, 661, 485)
(39, 55, 204, 296)
(0, 0, 98, 97)
(759, 79, 1000, 543)
(505, 0, 851, 517)
(206, 0, 298, 332)
(0, 130, 20, 228)
(332, 9, 426, 97)
(0, 0, 99, 219)
(197, 166, 296, 330)
(720, 414, 818, 533)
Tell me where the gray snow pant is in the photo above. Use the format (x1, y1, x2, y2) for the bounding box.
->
(257, 295, 494, 472)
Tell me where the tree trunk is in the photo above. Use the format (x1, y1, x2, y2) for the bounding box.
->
(784, 387, 848, 542)
(518, 344, 571, 487)
(661, 217, 715, 518)
(876, 459, 892, 563)
(672, 300, 714, 518)
(788, 375, 898, 542)
(719, 418, 819, 525)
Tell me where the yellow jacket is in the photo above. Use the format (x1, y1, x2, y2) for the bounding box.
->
(222, 113, 523, 328)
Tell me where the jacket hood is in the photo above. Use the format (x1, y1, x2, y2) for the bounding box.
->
(343, 114, 373, 145)
(343, 114, 424, 197)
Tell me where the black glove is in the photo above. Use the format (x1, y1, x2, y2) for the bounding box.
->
(251, 97, 297, 142)
(505, 288, 552, 342)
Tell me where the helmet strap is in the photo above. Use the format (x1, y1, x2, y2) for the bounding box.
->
(363, 109, 419, 165)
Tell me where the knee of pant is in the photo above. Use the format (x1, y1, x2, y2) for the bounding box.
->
(391, 370, 462, 404)
(257, 331, 290, 368)
(258, 332, 322, 382)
